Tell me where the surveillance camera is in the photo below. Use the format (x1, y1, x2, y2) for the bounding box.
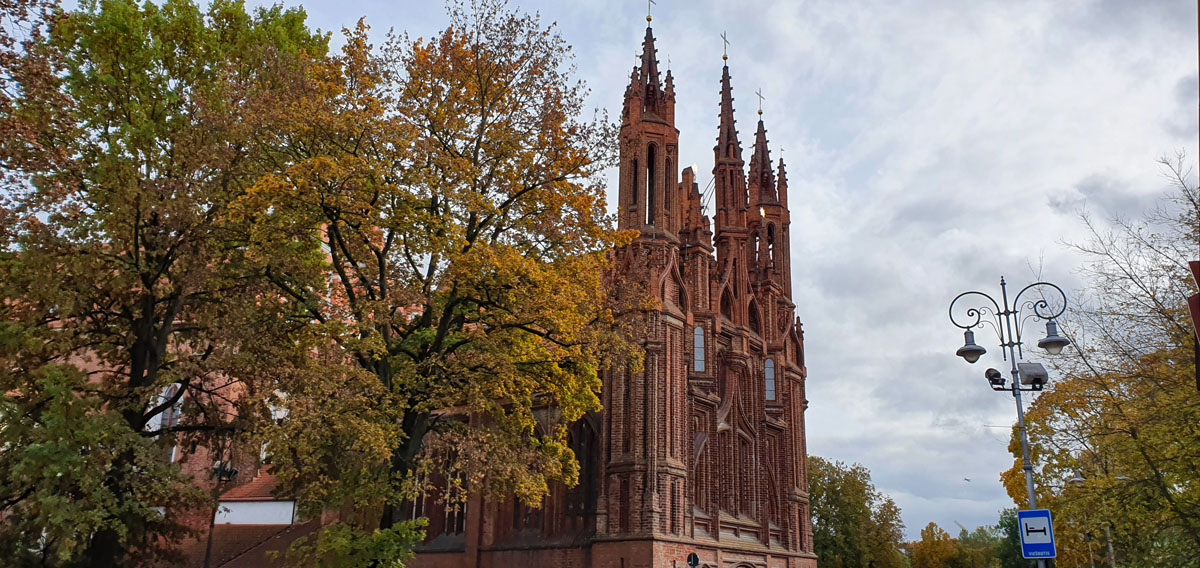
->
(985, 367, 1005, 389)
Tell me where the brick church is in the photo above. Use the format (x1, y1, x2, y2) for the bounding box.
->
(407, 17, 817, 568)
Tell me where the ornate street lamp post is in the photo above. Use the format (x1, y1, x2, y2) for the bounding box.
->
(949, 277, 1070, 568)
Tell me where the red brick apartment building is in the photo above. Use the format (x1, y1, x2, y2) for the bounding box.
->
(192, 20, 818, 568)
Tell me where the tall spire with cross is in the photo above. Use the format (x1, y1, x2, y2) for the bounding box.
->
(713, 36, 748, 235)
(617, 8, 677, 233)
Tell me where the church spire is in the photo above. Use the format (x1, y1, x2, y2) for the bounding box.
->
(638, 25, 665, 114)
(617, 16, 678, 236)
(715, 64, 741, 164)
(712, 61, 747, 237)
(749, 118, 777, 204)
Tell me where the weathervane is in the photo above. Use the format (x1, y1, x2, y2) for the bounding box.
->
(721, 31, 729, 61)
(647, 0, 655, 22)
(755, 88, 765, 116)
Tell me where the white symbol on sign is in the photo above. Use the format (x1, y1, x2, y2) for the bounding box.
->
(1022, 517, 1052, 544)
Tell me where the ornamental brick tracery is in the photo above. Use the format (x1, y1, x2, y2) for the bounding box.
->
(410, 20, 815, 568)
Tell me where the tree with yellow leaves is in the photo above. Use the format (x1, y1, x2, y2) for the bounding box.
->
(233, 0, 632, 558)
(911, 522, 958, 568)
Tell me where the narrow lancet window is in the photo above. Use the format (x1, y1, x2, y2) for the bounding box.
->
(693, 326, 705, 372)
(632, 159, 639, 204)
(646, 145, 656, 225)
(665, 158, 672, 216)
(765, 359, 776, 401)
(767, 224, 776, 268)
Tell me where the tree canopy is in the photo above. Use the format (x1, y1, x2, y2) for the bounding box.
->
(1, 0, 328, 564)
(808, 456, 907, 568)
(1, 0, 627, 565)
(233, 0, 631, 545)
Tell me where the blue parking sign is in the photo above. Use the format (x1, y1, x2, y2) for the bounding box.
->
(1017, 509, 1056, 559)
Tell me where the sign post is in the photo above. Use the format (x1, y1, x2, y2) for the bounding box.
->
(686, 552, 699, 568)
(1017, 509, 1056, 560)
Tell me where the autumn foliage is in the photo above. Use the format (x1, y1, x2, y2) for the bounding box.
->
(1, 0, 626, 565)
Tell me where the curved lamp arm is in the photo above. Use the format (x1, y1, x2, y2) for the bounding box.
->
(1010, 281, 1068, 358)
(949, 290, 1005, 338)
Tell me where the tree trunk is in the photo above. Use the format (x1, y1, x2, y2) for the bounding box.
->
(85, 528, 122, 568)
(378, 412, 430, 530)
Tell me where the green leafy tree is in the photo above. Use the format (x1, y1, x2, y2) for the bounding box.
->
(994, 509, 1027, 568)
(0, 0, 327, 565)
(948, 525, 1002, 568)
(809, 456, 907, 568)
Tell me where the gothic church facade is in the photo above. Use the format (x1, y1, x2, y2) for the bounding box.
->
(411, 20, 816, 568)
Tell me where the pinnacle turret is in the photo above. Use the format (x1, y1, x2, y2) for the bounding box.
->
(749, 119, 777, 204)
(637, 26, 665, 113)
(777, 157, 789, 207)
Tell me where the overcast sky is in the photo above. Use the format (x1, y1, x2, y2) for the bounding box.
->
(261, 0, 1199, 539)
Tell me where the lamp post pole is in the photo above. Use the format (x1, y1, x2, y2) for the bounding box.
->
(999, 279, 1042, 511)
(949, 277, 1070, 568)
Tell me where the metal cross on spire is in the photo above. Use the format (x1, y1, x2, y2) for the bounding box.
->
(721, 31, 729, 61)
(647, 0, 655, 22)
(756, 88, 765, 115)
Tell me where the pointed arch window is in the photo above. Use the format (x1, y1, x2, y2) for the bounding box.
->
(646, 145, 657, 225)
(665, 157, 672, 216)
(693, 326, 705, 372)
(748, 301, 761, 334)
(765, 359, 776, 401)
(565, 421, 597, 528)
(631, 158, 639, 204)
(767, 224, 776, 269)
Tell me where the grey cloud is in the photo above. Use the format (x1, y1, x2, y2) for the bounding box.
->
(1072, 0, 1196, 38)
(1049, 173, 1163, 219)
(1165, 73, 1199, 139)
